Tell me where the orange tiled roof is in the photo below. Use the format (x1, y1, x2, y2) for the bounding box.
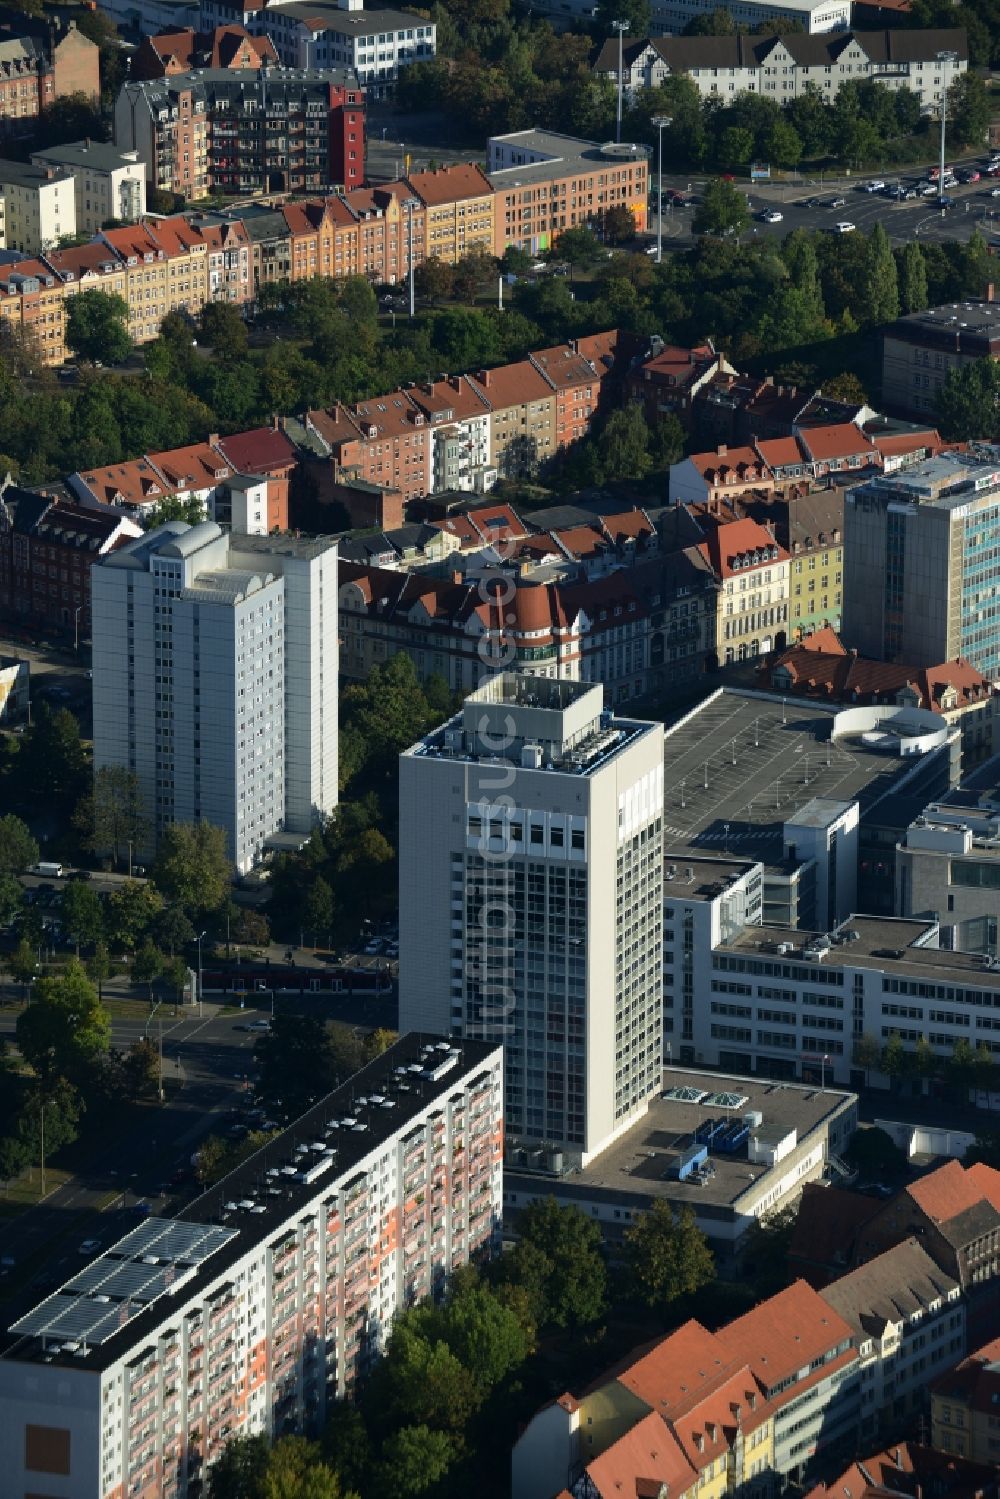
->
(773, 631, 993, 713)
(799, 423, 876, 462)
(718, 1280, 855, 1394)
(696, 517, 787, 580)
(583, 1411, 698, 1499)
(406, 162, 492, 206)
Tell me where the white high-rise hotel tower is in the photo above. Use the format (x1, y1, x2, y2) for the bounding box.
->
(91, 522, 338, 873)
(400, 674, 665, 1165)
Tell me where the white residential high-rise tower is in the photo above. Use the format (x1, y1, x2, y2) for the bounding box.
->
(91, 522, 338, 873)
(399, 674, 665, 1165)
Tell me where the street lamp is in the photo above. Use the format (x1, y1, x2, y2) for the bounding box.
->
(612, 20, 630, 145)
(652, 115, 672, 264)
(196, 929, 206, 1018)
(821, 1052, 830, 1091)
(936, 49, 958, 211)
(73, 604, 82, 652)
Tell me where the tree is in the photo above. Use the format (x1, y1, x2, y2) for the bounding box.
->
(61, 881, 104, 955)
(66, 289, 132, 365)
(555, 225, 603, 272)
(163, 954, 190, 1006)
(947, 1037, 977, 1097)
(208, 1433, 270, 1499)
(371, 1426, 454, 1499)
(899, 241, 928, 315)
(9, 937, 37, 997)
(693, 179, 750, 238)
(367, 1319, 479, 1434)
(16, 960, 110, 1084)
(762, 118, 802, 170)
(684, 5, 735, 32)
(435, 1279, 533, 1396)
(936, 358, 1000, 442)
(254, 1014, 337, 1119)
(262, 1437, 351, 1499)
(107, 880, 163, 952)
(880, 1031, 910, 1090)
(602, 205, 636, 245)
(132, 940, 164, 1002)
(87, 939, 113, 1001)
(973, 1041, 997, 1094)
(594, 0, 651, 34)
(153, 903, 195, 957)
(234, 908, 270, 947)
(845, 1125, 906, 1177)
(141, 494, 205, 530)
(364, 1027, 397, 1060)
(595, 404, 652, 482)
(947, 72, 991, 150)
(31, 93, 107, 151)
(624, 1201, 716, 1309)
(122, 1038, 160, 1100)
(500, 1197, 607, 1330)
(17, 706, 88, 804)
(199, 301, 249, 358)
(452, 249, 498, 302)
(0, 813, 39, 875)
(852, 1033, 880, 1088)
(152, 821, 230, 914)
(195, 1134, 229, 1186)
(304, 876, 334, 946)
(415, 256, 455, 305)
(860, 223, 899, 326)
(0, 872, 23, 926)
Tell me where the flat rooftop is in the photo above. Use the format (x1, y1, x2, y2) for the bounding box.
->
(723, 914, 1000, 991)
(660, 689, 924, 863)
(32, 141, 141, 172)
(487, 131, 648, 187)
(852, 447, 1000, 509)
(230, 533, 338, 562)
(3, 1034, 499, 1372)
(509, 1067, 854, 1217)
(266, 2, 430, 34)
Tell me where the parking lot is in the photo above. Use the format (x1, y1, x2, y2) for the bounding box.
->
(647, 152, 1000, 251)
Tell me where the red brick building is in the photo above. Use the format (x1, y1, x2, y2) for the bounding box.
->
(0, 19, 99, 136)
(0, 483, 141, 637)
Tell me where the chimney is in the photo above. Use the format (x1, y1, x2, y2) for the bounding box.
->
(450, 375, 462, 393)
(717, 444, 727, 457)
(693, 1433, 704, 1453)
(478, 369, 490, 387)
(208, 433, 219, 446)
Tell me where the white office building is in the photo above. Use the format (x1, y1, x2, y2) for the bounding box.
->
(200, 0, 436, 88)
(0, 1035, 503, 1499)
(30, 141, 145, 237)
(399, 674, 665, 1164)
(91, 522, 337, 874)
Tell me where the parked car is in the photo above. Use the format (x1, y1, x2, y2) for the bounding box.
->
(864, 179, 886, 192)
(832, 221, 856, 234)
(829, 197, 847, 209)
(959, 168, 980, 183)
(78, 1238, 101, 1256)
(759, 209, 783, 223)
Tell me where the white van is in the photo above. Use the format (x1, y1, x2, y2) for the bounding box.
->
(33, 861, 64, 878)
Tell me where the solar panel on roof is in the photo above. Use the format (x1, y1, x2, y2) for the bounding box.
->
(9, 1218, 237, 1351)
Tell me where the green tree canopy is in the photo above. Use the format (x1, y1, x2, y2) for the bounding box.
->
(624, 1201, 716, 1310)
(60, 881, 104, 955)
(936, 357, 1000, 442)
(0, 813, 38, 875)
(66, 289, 132, 365)
(16, 960, 110, 1085)
(497, 1197, 608, 1330)
(107, 880, 163, 951)
(152, 821, 230, 914)
(371, 1426, 454, 1499)
(693, 179, 750, 238)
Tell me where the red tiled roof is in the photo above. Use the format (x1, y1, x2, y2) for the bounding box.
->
(469, 360, 553, 409)
(583, 1411, 698, 1499)
(553, 523, 607, 560)
(718, 1281, 855, 1394)
(772, 632, 994, 713)
(872, 430, 943, 458)
(756, 436, 807, 468)
(406, 162, 492, 206)
(217, 427, 297, 475)
(696, 517, 787, 580)
(799, 423, 876, 462)
(688, 445, 764, 480)
(147, 441, 227, 489)
(906, 1160, 987, 1224)
(788, 1183, 883, 1284)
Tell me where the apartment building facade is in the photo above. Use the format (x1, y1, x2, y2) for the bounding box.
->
(115, 67, 365, 202)
(931, 1334, 1000, 1462)
(0, 20, 99, 137)
(0, 1035, 503, 1499)
(595, 28, 968, 109)
(695, 516, 790, 666)
(406, 163, 494, 263)
(819, 1239, 965, 1438)
(400, 675, 665, 1162)
(842, 448, 1000, 677)
(91, 523, 337, 871)
(0, 483, 141, 636)
(30, 141, 146, 237)
(487, 130, 649, 257)
(0, 158, 75, 254)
